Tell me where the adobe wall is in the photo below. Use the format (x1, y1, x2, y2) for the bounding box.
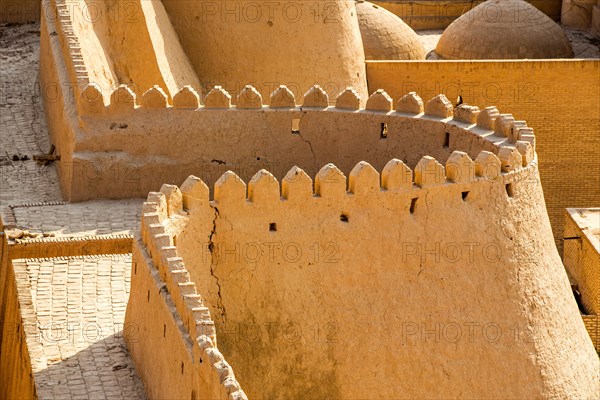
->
(126, 215, 247, 399)
(39, 0, 598, 256)
(46, 0, 199, 103)
(561, 0, 597, 30)
(366, 60, 600, 252)
(563, 208, 600, 351)
(0, 0, 564, 26)
(583, 315, 599, 350)
(69, 86, 514, 203)
(371, 0, 563, 29)
(160, 0, 368, 103)
(563, 208, 600, 315)
(145, 149, 599, 398)
(39, 2, 79, 202)
(0, 239, 37, 400)
(0, 0, 40, 23)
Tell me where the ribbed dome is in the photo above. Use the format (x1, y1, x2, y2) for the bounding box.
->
(436, 0, 574, 59)
(356, 1, 426, 60)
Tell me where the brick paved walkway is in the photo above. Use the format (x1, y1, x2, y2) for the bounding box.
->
(1, 23, 146, 399)
(12, 255, 146, 400)
(0, 22, 62, 207)
(10, 200, 142, 237)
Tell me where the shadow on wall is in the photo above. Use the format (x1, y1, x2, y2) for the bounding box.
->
(68, 0, 199, 102)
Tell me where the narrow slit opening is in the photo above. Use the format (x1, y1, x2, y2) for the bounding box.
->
(443, 132, 450, 148)
(380, 122, 388, 139)
(506, 183, 514, 198)
(410, 198, 418, 214)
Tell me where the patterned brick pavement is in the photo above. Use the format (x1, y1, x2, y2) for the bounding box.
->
(12, 255, 146, 400)
(1, 23, 146, 399)
(10, 200, 142, 237)
(0, 22, 62, 207)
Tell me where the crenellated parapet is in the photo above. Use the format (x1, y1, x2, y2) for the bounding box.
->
(77, 83, 535, 154)
(142, 149, 533, 239)
(144, 151, 535, 267)
(135, 145, 537, 398)
(201, 152, 528, 205)
(65, 82, 540, 201)
(136, 146, 600, 398)
(49, 0, 91, 105)
(139, 185, 247, 400)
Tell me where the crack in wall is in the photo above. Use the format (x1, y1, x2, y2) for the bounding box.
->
(208, 204, 227, 323)
(295, 112, 318, 173)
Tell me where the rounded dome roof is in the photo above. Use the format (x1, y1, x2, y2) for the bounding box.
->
(436, 0, 574, 59)
(356, 1, 426, 60)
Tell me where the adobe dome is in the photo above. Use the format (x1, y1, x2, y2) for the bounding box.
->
(436, 0, 574, 59)
(356, 1, 426, 60)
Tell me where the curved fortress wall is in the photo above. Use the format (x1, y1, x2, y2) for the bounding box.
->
(132, 149, 600, 398)
(160, 0, 368, 103)
(71, 85, 520, 201)
(365, 60, 600, 253)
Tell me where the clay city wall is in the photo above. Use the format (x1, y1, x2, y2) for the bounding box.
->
(371, 0, 563, 29)
(562, 208, 600, 351)
(137, 145, 600, 397)
(1, 0, 564, 26)
(0, 0, 41, 23)
(39, 0, 598, 249)
(583, 315, 600, 351)
(561, 0, 599, 32)
(366, 60, 600, 252)
(42, 0, 199, 103)
(71, 83, 536, 202)
(41, 4, 600, 253)
(563, 209, 600, 315)
(125, 202, 247, 400)
(160, 0, 368, 103)
(0, 240, 38, 400)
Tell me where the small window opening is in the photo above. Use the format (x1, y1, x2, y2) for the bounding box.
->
(291, 118, 300, 134)
(380, 123, 388, 139)
(461, 191, 470, 201)
(443, 132, 450, 148)
(340, 213, 349, 222)
(269, 223, 277, 232)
